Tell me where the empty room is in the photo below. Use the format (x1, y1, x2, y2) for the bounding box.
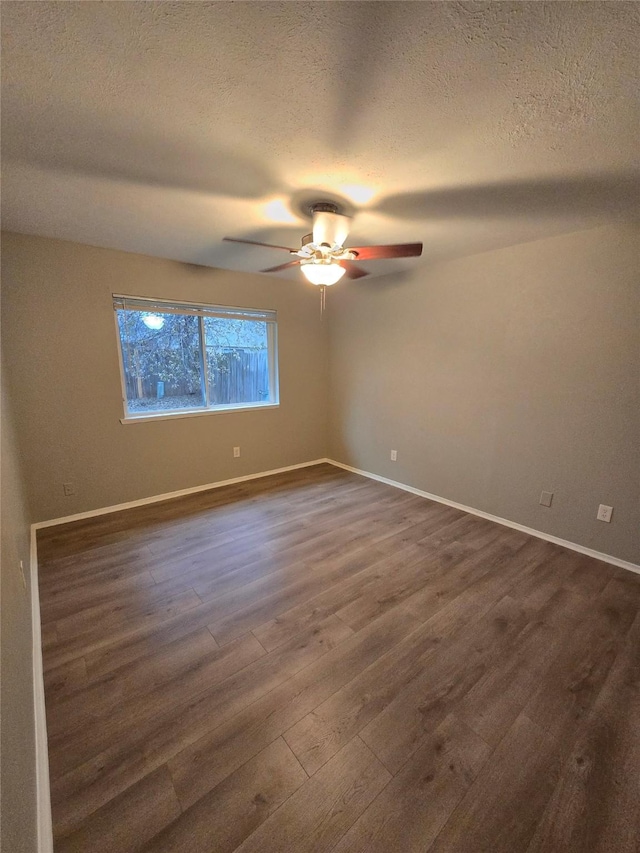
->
(2, 2, 639, 852)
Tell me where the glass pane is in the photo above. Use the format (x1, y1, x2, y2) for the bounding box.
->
(204, 317, 270, 406)
(117, 310, 205, 414)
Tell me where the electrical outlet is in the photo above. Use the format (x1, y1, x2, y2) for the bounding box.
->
(63, 482, 75, 497)
(390, 450, 397, 462)
(539, 491, 553, 507)
(233, 447, 241, 458)
(597, 504, 613, 523)
(19, 560, 27, 589)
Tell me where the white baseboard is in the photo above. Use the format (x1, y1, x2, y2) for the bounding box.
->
(30, 527, 53, 853)
(32, 454, 638, 574)
(326, 459, 640, 575)
(32, 459, 330, 530)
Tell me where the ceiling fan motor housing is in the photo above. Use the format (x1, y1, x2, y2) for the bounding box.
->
(309, 201, 340, 216)
(307, 203, 351, 253)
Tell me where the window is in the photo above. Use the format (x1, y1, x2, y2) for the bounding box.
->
(114, 296, 278, 420)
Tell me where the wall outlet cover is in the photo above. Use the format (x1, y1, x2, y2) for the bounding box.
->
(390, 450, 397, 462)
(597, 504, 613, 523)
(539, 491, 553, 507)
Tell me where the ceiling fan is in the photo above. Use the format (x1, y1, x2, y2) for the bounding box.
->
(223, 202, 422, 287)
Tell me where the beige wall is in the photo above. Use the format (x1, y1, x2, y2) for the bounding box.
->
(329, 224, 640, 565)
(1, 233, 329, 521)
(1, 347, 38, 852)
(2, 227, 638, 565)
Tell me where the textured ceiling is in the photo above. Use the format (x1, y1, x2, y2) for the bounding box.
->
(2, 1, 639, 279)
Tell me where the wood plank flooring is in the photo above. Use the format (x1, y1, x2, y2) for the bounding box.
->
(37, 463, 640, 853)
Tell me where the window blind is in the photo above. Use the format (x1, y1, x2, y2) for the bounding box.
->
(113, 295, 276, 323)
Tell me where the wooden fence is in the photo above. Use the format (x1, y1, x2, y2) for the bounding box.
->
(209, 349, 270, 404)
(124, 348, 269, 405)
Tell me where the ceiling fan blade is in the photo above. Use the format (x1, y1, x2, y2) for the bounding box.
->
(338, 261, 369, 279)
(223, 237, 296, 252)
(260, 260, 302, 273)
(312, 211, 351, 247)
(349, 243, 423, 260)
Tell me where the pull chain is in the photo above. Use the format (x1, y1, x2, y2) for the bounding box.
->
(320, 285, 326, 317)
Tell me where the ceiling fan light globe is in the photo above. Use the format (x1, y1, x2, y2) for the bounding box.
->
(300, 262, 346, 286)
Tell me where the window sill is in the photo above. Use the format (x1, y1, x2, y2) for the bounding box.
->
(120, 402, 279, 424)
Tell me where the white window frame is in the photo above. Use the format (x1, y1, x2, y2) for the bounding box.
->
(113, 294, 279, 423)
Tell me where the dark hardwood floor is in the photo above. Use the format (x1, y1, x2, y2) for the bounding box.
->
(37, 463, 640, 852)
